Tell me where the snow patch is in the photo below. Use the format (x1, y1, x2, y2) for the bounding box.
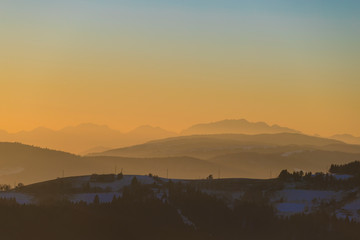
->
(276, 203, 306, 214)
(332, 174, 353, 180)
(272, 189, 342, 216)
(273, 189, 341, 203)
(336, 197, 360, 222)
(177, 209, 195, 227)
(0, 192, 34, 204)
(70, 192, 121, 204)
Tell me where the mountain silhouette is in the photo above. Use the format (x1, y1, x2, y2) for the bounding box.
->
(181, 119, 300, 135)
(128, 125, 177, 137)
(331, 134, 360, 145)
(0, 119, 301, 154)
(0, 124, 176, 154)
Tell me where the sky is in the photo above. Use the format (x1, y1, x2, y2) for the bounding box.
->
(0, 0, 359, 136)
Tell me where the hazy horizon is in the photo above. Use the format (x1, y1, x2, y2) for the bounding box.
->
(0, 118, 305, 154)
(0, 118, 359, 156)
(1, 0, 360, 136)
(0, 119, 359, 138)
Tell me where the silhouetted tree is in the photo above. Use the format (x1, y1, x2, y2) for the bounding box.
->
(93, 194, 100, 205)
(278, 169, 291, 181)
(131, 176, 138, 186)
(117, 172, 123, 180)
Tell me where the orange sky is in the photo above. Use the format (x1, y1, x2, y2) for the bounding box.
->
(1, 1, 359, 136)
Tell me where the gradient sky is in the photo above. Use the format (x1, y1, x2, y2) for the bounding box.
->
(1, 0, 359, 136)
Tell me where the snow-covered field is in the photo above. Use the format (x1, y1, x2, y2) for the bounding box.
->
(69, 175, 169, 203)
(0, 175, 163, 205)
(2, 174, 360, 223)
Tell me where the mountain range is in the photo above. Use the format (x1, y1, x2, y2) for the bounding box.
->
(0, 123, 177, 154)
(1, 119, 359, 185)
(0, 119, 302, 154)
(181, 119, 300, 135)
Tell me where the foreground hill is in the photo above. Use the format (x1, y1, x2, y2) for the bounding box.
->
(5, 162, 360, 227)
(2, 172, 360, 240)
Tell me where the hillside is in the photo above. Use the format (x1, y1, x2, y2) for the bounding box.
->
(6, 164, 360, 224)
(87, 133, 360, 179)
(0, 142, 93, 184)
(0, 142, 228, 185)
(209, 150, 360, 179)
(3, 173, 360, 239)
(1, 133, 359, 185)
(91, 133, 346, 159)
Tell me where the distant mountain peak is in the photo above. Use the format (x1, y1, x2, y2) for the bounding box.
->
(331, 134, 360, 145)
(128, 125, 177, 136)
(32, 127, 54, 133)
(62, 123, 112, 130)
(132, 125, 163, 131)
(332, 133, 357, 138)
(59, 123, 120, 135)
(0, 129, 9, 135)
(181, 119, 300, 135)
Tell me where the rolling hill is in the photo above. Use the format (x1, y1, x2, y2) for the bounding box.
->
(0, 142, 228, 185)
(87, 133, 360, 179)
(1, 135, 360, 185)
(90, 133, 347, 159)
